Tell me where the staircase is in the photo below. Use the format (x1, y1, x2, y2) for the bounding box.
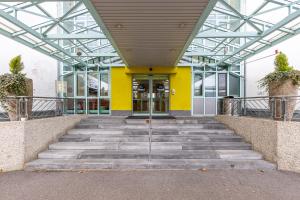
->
(25, 117, 276, 171)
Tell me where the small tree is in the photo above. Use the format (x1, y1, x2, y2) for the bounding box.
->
(259, 52, 300, 90)
(0, 55, 27, 102)
(9, 55, 24, 74)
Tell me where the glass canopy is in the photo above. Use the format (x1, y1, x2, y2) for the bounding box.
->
(0, 0, 299, 67)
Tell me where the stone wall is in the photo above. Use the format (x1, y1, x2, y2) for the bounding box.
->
(216, 116, 300, 173)
(0, 115, 87, 172)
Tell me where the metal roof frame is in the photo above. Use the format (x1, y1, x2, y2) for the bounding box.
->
(0, 0, 299, 67)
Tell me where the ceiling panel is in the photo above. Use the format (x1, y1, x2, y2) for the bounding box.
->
(91, 0, 210, 66)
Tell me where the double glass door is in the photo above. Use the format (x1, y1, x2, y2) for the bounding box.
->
(132, 75, 169, 115)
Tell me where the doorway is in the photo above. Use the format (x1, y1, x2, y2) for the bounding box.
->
(132, 75, 169, 115)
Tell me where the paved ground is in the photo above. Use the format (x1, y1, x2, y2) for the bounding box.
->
(0, 170, 300, 200)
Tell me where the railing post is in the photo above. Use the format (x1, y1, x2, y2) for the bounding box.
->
(271, 97, 275, 120)
(281, 97, 287, 121)
(16, 97, 21, 121)
(243, 98, 247, 116)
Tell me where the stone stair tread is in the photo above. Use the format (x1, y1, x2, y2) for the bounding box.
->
(68, 129, 234, 135)
(25, 117, 276, 171)
(25, 158, 276, 171)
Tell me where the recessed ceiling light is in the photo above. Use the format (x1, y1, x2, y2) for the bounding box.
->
(115, 24, 123, 29)
(179, 23, 186, 28)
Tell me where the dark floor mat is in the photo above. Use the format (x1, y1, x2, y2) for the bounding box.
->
(126, 116, 176, 119)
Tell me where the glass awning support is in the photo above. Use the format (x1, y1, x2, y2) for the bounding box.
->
(0, 1, 123, 67)
(181, 0, 300, 66)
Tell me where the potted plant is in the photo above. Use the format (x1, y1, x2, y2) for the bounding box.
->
(259, 52, 300, 120)
(0, 55, 33, 121)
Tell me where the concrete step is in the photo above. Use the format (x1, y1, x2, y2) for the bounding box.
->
(124, 119, 224, 125)
(38, 150, 262, 160)
(59, 134, 243, 143)
(25, 117, 275, 171)
(49, 142, 252, 151)
(75, 123, 227, 130)
(25, 158, 276, 171)
(67, 129, 235, 136)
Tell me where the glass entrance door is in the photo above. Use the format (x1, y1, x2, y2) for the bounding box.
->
(132, 75, 169, 115)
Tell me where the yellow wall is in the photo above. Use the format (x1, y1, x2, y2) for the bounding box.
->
(111, 66, 192, 112)
(170, 67, 191, 111)
(111, 67, 132, 110)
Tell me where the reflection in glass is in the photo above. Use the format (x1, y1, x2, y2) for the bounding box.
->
(65, 73, 74, 97)
(100, 99, 110, 114)
(229, 73, 240, 96)
(88, 73, 98, 97)
(132, 79, 149, 113)
(100, 73, 109, 96)
(194, 73, 203, 96)
(205, 72, 216, 97)
(152, 78, 169, 113)
(77, 73, 85, 96)
(88, 99, 98, 114)
(76, 99, 86, 114)
(218, 73, 227, 96)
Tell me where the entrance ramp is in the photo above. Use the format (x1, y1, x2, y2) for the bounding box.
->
(25, 116, 275, 171)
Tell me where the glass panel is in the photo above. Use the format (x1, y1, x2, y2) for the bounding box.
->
(205, 64, 216, 71)
(100, 99, 110, 114)
(64, 99, 74, 114)
(99, 67, 109, 73)
(88, 99, 98, 114)
(205, 98, 216, 115)
(132, 78, 149, 114)
(87, 72, 98, 97)
(231, 64, 240, 71)
(100, 73, 109, 96)
(218, 73, 227, 96)
(152, 77, 169, 114)
(75, 99, 86, 114)
(205, 72, 216, 97)
(194, 73, 203, 96)
(193, 98, 204, 115)
(76, 73, 85, 97)
(64, 73, 74, 97)
(229, 73, 240, 96)
(217, 64, 229, 71)
(193, 66, 204, 72)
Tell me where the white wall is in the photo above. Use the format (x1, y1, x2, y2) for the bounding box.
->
(245, 35, 300, 97)
(0, 35, 58, 97)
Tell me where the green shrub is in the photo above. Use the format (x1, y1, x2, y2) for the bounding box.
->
(0, 55, 27, 103)
(259, 52, 300, 91)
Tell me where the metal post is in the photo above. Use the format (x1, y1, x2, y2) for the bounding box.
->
(243, 61, 247, 116)
(281, 97, 287, 121)
(271, 97, 275, 120)
(148, 76, 153, 162)
(24, 97, 28, 120)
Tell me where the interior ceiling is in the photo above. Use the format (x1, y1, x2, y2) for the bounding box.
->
(91, 0, 210, 67)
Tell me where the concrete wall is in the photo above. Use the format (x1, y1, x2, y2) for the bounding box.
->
(216, 116, 300, 173)
(0, 115, 87, 172)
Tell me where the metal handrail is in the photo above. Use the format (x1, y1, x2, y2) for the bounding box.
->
(221, 95, 300, 121)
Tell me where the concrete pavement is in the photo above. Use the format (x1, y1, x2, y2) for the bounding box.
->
(0, 170, 300, 200)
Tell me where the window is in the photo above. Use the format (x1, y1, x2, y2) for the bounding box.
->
(64, 73, 74, 97)
(194, 73, 203, 96)
(76, 73, 85, 96)
(229, 73, 240, 96)
(87, 72, 98, 97)
(205, 72, 216, 97)
(218, 73, 227, 96)
(100, 73, 109, 96)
